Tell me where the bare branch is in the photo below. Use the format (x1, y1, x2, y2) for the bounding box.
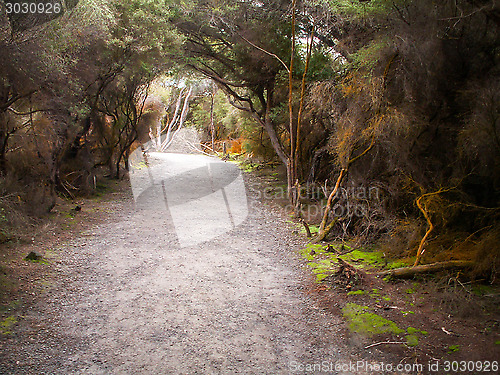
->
(238, 34, 290, 74)
(7, 107, 50, 116)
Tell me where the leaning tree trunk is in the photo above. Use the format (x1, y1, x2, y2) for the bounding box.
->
(312, 168, 346, 243)
(413, 195, 434, 267)
(412, 187, 450, 267)
(0, 112, 10, 175)
(311, 136, 375, 243)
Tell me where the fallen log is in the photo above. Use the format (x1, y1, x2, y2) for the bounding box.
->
(377, 260, 474, 279)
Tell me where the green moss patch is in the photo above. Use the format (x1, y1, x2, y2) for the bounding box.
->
(347, 290, 366, 296)
(300, 244, 392, 282)
(407, 327, 427, 336)
(300, 243, 329, 261)
(401, 310, 415, 316)
(338, 249, 385, 268)
(407, 327, 419, 334)
(299, 223, 319, 236)
(240, 162, 258, 172)
(299, 242, 413, 274)
(0, 316, 17, 335)
(405, 334, 419, 347)
(308, 259, 337, 282)
(342, 303, 404, 337)
(385, 259, 412, 269)
(472, 285, 494, 296)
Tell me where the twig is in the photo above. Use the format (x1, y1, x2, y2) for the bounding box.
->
(183, 138, 213, 157)
(437, 6, 488, 21)
(457, 279, 471, 294)
(365, 341, 404, 349)
(375, 304, 400, 310)
(441, 327, 460, 336)
(60, 182, 75, 199)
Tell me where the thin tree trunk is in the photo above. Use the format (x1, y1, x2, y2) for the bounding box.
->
(255, 85, 289, 167)
(288, 0, 297, 199)
(162, 87, 193, 150)
(161, 88, 185, 150)
(311, 136, 376, 242)
(0, 112, 9, 175)
(0, 130, 9, 175)
(413, 196, 434, 267)
(412, 188, 450, 267)
(295, 26, 314, 182)
(312, 168, 346, 243)
(116, 153, 122, 179)
(210, 89, 215, 152)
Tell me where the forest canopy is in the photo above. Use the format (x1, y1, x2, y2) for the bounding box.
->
(0, 0, 499, 278)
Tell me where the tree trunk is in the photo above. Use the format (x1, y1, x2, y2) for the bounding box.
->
(311, 137, 375, 243)
(260, 86, 292, 197)
(286, 160, 294, 202)
(64, 116, 91, 160)
(48, 129, 69, 212)
(412, 188, 450, 267)
(116, 154, 121, 179)
(0, 112, 9, 175)
(161, 87, 185, 150)
(295, 26, 314, 184)
(307, 146, 328, 185)
(210, 89, 215, 152)
(312, 168, 346, 243)
(0, 129, 9, 175)
(288, 0, 297, 193)
(124, 148, 130, 171)
(162, 87, 192, 150)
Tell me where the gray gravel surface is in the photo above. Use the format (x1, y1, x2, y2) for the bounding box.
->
(0, 153, 397, 374)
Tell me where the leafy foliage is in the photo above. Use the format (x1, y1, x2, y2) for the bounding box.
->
(0, 0, 498, 277)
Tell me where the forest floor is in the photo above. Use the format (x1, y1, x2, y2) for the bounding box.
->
(251, 163, 500, 373)
(0, 152, 498, 374)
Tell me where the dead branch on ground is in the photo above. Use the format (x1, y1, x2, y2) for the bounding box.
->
(378, 260, 474, 279)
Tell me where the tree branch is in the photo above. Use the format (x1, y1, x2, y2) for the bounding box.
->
(6, 107, 50, 116)
(238, 34, 290, 74)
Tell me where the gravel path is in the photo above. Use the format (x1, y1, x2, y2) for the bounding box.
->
(0, 153, 396, 374)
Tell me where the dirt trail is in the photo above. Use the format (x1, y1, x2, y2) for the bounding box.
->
(0, 153, 397, 374)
